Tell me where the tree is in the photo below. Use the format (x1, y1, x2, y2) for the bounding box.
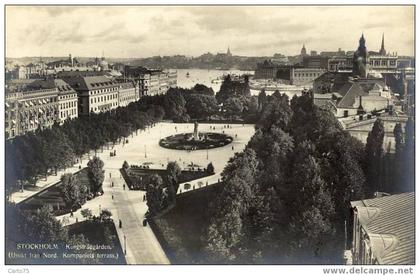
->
(403, 117, 415, 192)
(99, 209, 112, 221)
(207, 162, 215, 174)
(167, 161, 182, 191)
(60, 173, 88, 210)
(258, 94, 292, 132)
(146, 174, 165, 215)
(87, 156, 105, 194)
(257, 89, 267, 112)
(205, 200, 243, 263)
(185, 94, 218, 120)
(163, 88, 189, 122)
(122, 161, 129, 170)
(224, 97, 244, 119)
(30, 205, 68, 243)
(365, 119, 385, 195)
(81, 208, 93, 220)
(287, 141, 335, 260)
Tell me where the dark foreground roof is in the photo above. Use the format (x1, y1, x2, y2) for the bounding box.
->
(351, 192, 414, 265)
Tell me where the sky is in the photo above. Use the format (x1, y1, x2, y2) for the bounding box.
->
(6, 5, 415, 58)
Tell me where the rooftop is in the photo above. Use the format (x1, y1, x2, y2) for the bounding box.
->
(350, 192, 414, 265)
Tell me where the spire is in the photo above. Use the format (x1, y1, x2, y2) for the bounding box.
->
(227, 46, 231, 56)
(379, 33, 386, 55)
(301, 44, 307, 55)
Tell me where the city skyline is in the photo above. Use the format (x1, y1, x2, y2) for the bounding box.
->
(6, 5, 415, 58)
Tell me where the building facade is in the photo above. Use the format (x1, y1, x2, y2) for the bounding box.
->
(117, 80, 139, 107)
(290, 68, 326, 86)
(65, 76, 120, 115)
(123, 66, 177, 96)
(16, 87, 59, 135)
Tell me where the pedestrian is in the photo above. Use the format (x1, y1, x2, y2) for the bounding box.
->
(143, 194, 146, 201)
(119, 219, 122, 228)
(75, 217, 78, 223)
(232, 146, 234, 150)
(123, 184, 126, 190)
(109, 172, 111, 178)
(112, 195, 114, 200)
(70, 211, 74, 217)
(79, 165, 81, 170)
(112, 182, 114, 187)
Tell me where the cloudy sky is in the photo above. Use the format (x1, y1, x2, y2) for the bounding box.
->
(6, 5, 415, 58)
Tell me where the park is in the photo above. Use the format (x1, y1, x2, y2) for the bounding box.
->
(12, 121, 255, 264)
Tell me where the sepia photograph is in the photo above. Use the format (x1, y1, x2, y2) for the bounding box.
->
(2, 3, 416, 273)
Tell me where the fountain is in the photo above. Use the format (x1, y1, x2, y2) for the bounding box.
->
(159, 122, 233, 150)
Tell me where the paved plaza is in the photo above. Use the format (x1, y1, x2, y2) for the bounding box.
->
(12, 122, 255, 264)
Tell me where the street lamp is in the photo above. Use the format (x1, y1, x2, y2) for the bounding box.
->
(206, 149, 208, 160)
(144, 145, 147, 158)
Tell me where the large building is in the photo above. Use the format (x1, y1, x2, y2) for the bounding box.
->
(27, 79, 78, 123)
(65, 76, 120, 115)
(123, 66, 177, 96)
(254, 60, 325, 87)
(116, 80, 139, 107)
(350, 192, 414, 265)
(6, 83, 60, 138)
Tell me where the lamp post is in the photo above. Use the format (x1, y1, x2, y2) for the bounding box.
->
(144, 145, 147, 158)
(206, 149, 208, 160)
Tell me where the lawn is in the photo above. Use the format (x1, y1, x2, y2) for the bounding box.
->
(121, 166, 213, 190)
(18, 168, 94, 215)
(150, 183, 222, 264)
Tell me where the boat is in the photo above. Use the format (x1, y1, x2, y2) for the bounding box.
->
(186, 72, 190, 77)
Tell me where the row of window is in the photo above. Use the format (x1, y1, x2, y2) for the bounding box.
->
(89, 87, 118, 95)
(120, 96, 137, 102)
(90, 102, 118, 112)
(90, 93, 118, 104)
(294, 72, 323, 78)
(60, 109, 77, 119)
(370, 60, 397, 66)
(59, 101, 77, 109)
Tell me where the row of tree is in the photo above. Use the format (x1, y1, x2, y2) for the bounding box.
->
(365, 117, 415, 194)
(203, 91, 405, 264)
(6, 97, 165, 195)
(163, 78, 258, 123)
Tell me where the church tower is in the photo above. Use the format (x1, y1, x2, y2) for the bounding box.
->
(301, 44, 307, 56)
(227, 46, 232, 57)
(379, 33, 386, 56)
(352, 34, 369, 78)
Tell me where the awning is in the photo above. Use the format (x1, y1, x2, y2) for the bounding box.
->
(39, 108, 44, 114)
(42, 99, 48, 104)
(5, 102, 10, 108)
(24, 102, 29, 107)
(29, 101, 34, 106)
(11, 120, 16, 124)
(30, 120, 34, 124)
(38, 100, 42, 104)
(34, 119, 39, 124)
